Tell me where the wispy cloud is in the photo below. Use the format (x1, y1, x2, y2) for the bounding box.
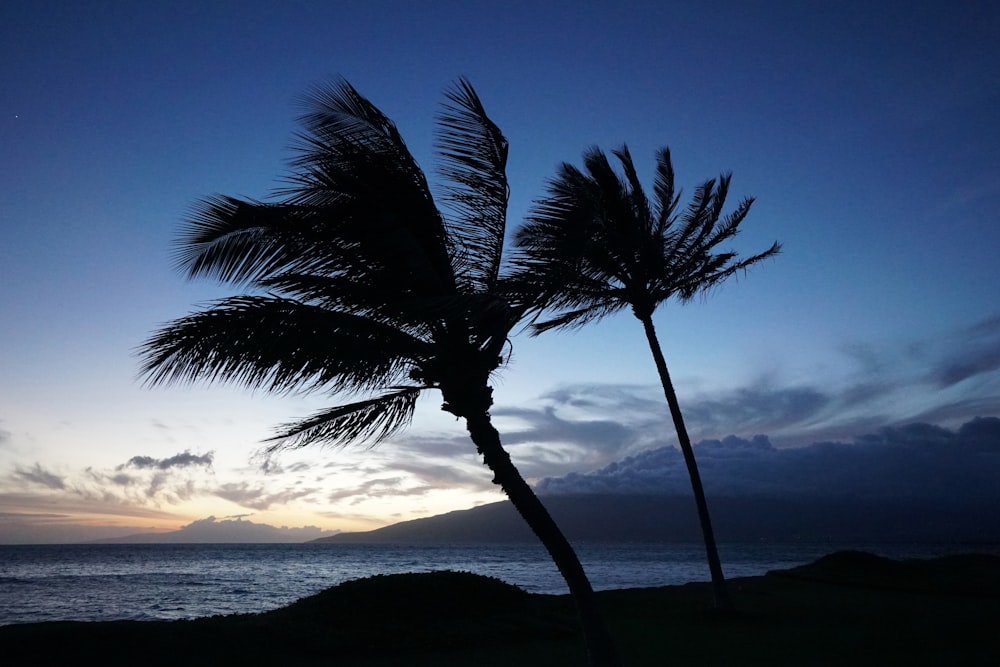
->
(680, 384, 830, 437)
(0, 490, 191, 527)
(931, 315, 1000, 388)
(505, 314, 1000, 453)
(327, 477, 419, 504)
(14, 463, 65, 489)
(214, 482, 319, 510)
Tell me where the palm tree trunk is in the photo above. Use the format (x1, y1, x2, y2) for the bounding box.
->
(638, 315, 733, 610)
(464, 411, 621, 667)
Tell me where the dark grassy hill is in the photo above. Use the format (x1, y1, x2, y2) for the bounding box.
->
(2, 552, 998, 666)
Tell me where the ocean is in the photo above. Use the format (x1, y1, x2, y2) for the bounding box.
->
(2, 541, 997, 626)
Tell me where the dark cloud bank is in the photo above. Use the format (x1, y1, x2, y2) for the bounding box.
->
(329, 418, 1000, 544)
(535, 417, 1000, 502)
(530, 417, 1000, 543)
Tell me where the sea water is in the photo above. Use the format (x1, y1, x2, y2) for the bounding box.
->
(1, 541, 996, 626)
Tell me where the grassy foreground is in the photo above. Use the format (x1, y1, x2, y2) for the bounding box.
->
(2, 551, 998, 666)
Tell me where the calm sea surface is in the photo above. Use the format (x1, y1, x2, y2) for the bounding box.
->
(1, 541, 996, 626)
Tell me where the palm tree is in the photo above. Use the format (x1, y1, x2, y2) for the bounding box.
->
(138, 80, 618, 666)
(509, 145, 781, 610)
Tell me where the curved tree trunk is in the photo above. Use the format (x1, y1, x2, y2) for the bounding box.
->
(464, 410, 621, 666)
(639, 315, 733, 610)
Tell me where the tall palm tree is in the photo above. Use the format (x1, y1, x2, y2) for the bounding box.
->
(510, 145, 781, 610)
(138, 80, 618, 666)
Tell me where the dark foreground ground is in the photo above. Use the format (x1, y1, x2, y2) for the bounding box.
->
(3, 551, 998, 666)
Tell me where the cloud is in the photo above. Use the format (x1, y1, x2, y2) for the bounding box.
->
(119, 451, 214, 471)
(214, 481, 319, 510)
(535, 417, 1000, 505)
(680, 384, 830, 436)
(0, 489, 198, 544)
(931, 315, 1000, 388)
(257, 459, 312, 476)
(14, 463, 65, 489)
(478, 386, 669, 478)
(327, 477, 414, 503)
(392, 461, 488, 489)
(495, 405, 635, 452)
(2, 446, 223, 518)
(79, 463, 204, 506)
(497, 314, 1000, 457)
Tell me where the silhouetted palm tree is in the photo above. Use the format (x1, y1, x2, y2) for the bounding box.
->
(138, 80, 618, 666)
(510, 145, 781, 609)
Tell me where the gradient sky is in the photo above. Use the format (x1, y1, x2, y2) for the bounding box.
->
(2, 1, 999, 543)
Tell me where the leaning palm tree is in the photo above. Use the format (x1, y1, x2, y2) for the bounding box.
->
(138, 80, 618, 666)
(509, 145, 781, 610)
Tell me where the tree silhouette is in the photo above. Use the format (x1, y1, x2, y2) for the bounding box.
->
(510, 145, 781, 609)
(138, 80, 618, 666)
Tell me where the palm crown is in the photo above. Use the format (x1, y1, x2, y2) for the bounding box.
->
(511, 145, 780, 328)
(139, 79, 517, 450)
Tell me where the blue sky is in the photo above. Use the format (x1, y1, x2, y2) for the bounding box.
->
(2, 1, 999, 543)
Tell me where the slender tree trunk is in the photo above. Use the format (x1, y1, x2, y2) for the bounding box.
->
(464, 410, 621, 667)
(639, 315, 733, 610)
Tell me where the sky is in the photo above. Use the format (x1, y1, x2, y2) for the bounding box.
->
(2, 1, 999, 544)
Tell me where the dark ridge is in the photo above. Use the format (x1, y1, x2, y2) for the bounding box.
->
(770, 550, 1000, 597)
(315, 493, 1000, 544)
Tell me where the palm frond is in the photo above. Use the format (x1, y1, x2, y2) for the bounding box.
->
(674, 240, 782, 301)
(530, 300, 624, 334)
(652, 147, 680, 232)
(437, 78, 509, 291)
(292, 79, 422, 182)
(702, 195, 755, 252)
(255, 271, 438, 330)
(611, 145, 652, 236)
(667, 179, 717, 260)
(266, 387, 423, 450)
(280, 80, 456, 295)
(665, 191, 759, 295)
(708, 173, 732, 231)
(176, 196, 332, 285)
(138, 296, 428, 395)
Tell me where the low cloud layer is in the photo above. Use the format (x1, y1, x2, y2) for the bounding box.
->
(536, 417, 1000, 504)
(153, 515, 337, 543)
